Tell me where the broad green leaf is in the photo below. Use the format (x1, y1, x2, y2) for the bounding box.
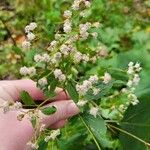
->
(20, 91, 36, 105)
(85, 81, 114, 101)
(66, 81, 79, 102)
(119, 96, 150, 150)
(82, 114, 113, 148)
(12, 46, 23, 55)
(41, 106, 56, 115)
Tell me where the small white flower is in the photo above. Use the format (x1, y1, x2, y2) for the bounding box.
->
(38, 77, 48, 87)
(63, 10, 72, 18)
(50, 40, 57, 47)
(128, 62, 134, 67)
(44, 136, 51, 142)
(54, 69, 62, 78)
(85, 1, 91, 8)
(54, 52, 62, 61)
(89, 75, 99, 84)
(127, 80, 133, 87)
(55, 33, 61, 40)
(93, 88, 100, 95)
(77, 100, 87, 107)
(72, 0, 80, 10)
(43, 53, 50, 62)
(103, 72, 111, 84)
(20, 66, 29, 76)
(63, 19, 72, 33)
(28, 67, 36, 76)
(27, 32, 35, 41)
(29, 22, 37, 31)
(27, 141, 39, 149)
(133, 74, 140, 85)
(74, 52, 83, 63)
(22, 40, 31, 49)
(93, 22, 100, 28)
(60, 44, 69, 56)
(49, 129, 60, 140)
(91, 32, 98, 39)
(82, 54, 89, 62)
(34, 54, 43, 62)
(40, 124, 46, 132)
(59, 74, 66, 81)
(127, 67, 134, 74)
(13, 102, 22, 110)
(89, 107, 99, 118)
(83, 80, 92, 89)
(2, 101, 10, 113)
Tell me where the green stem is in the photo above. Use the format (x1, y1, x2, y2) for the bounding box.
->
(108, 124, 150, 147)
(79, 114, 101, 150)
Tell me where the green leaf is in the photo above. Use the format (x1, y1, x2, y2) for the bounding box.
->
(38, 139, 48, 150)
(85, 81, 114, 101)
(66, 81, 79, 102)
(119, 96, 150, 150)
(12, 46, 22, 55)
(31, 116, 36, 128)
(82, 114, 113, 148)
(41, 106, 56, 115)
(20, 91, 36, 105)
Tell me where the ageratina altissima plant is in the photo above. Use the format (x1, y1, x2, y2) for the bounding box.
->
(1, 0, 143, 149)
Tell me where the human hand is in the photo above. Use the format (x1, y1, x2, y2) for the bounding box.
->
(0, 80, 79, 150)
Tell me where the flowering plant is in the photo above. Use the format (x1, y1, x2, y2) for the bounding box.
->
(2, 0, 149, 149)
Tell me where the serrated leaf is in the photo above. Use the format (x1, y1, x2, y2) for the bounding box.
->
(82, 114, 113, 148)
(66, 81, 79, 102)
(20, 91, 36, 105)
(41, 106, 56, 115)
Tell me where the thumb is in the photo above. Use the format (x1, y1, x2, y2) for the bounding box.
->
(40, 100, 79, 127)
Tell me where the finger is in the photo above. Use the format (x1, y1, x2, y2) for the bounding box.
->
(49, 119, 67, 129)
(40, 100, 79, 127)
(0, 80, 69, 101)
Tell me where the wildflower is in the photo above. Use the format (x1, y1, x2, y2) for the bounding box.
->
(93, 22, 100, 28)
(40, 124, 46, 132)
(103, 72, 111, 84)
(28, 67, 36, 76)
(127, 80, 133, 87)
(25, 22, 37, 33)
(44, 136, 51, 142)
(38, 77, 48, 87)
(20, 66, 29, 76)
(132, 74, 140, 85)
(63, 10, 72, 18)
(54, 69, 62, 78)
(34, 54, 43, 62)
(72, 0, 80, 10)
(84, 1, 91, 8)
(63, 19, 72, 33)
(2, 101, 10, 113)
(60, 44, 69, 56)
(91, 32, 98, 39)
(55, 33, 61, 40)
(54, 52, 62, 61)
(89, 75, 99, 84)
(89, 107, 99, 118)
(27, 32, 35, 41)
(59, 74, 66, 81)
(43, 53, 50, 62)
(77, 100, 87, 107)
(22, 40, 31, 49)
(82, 54, 89, 62)
(13, 102, 22, 110)
(73, 52, 83, 63)
(93, 88, 100, 95)
(50, 129, 60, 140)
(27, 141, 39, 149)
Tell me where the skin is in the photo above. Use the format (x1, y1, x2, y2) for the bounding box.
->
(0, 80, 79, 150)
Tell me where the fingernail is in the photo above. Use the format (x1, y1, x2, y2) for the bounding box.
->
(67, 102, 79, 115)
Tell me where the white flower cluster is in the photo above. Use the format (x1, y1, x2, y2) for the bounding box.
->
(72, 0, 91, 10)
(77, 100, 87, 107)
(103, 72, 112, 84)
(54, 69, 66, 82)
(1, 101, 22, 113)
(73, 52, 90, 63)
(47, 40, 57, 51)
(20, 66, 36, 76)
(63, 10, 72, 18)
(128, 93, 139, 105)
(60, 44, 75, 56)
(127, 62, 142, 87)
(76, 75, 99, 96)
(44, 129, 60, 142)
(89, 107, 99, 118)
(38, 77, 48, 87)
(63, 19, 72, 33)
(22, 22, 37, 49)
(79, 22, 91, 40)
(27, 141, 39, 150)
(34, 53, 50, 63)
